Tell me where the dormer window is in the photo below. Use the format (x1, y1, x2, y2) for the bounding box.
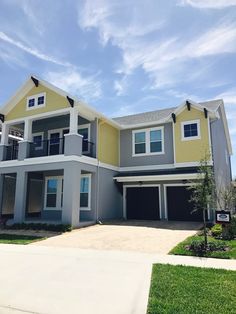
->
(27, 93, 46, 110)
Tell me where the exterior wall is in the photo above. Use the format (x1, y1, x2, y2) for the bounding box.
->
(98, 120, 119, 166)
(174, 107, 210, 163)
(120, 123, 174, 167)
(210, 107, 232, 192)
(97, 167, 123, 220)
(5, 85, 69, 121)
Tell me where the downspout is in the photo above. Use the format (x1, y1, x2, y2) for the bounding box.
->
(95, 118, 100, 223)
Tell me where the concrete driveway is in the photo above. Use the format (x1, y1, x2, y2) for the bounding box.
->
(33, 220, 201, 254)
(0, 244, 153, 314)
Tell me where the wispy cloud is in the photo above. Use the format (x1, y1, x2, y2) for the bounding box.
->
(0, 31, 72, 67)
(178, 0, 236, 9)
(46, 69, 102, 101)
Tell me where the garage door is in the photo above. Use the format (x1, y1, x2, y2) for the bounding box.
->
(166, 186, 204, 222)
(126, 187, 160, 220)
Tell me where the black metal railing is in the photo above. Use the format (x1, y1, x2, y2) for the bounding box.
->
(5, 144, 19, 160)
(29, 138, 95, 158)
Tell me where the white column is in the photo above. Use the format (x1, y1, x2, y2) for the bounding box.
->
(23, 119, 32, 142)
(69, 107, 79, 134)
(0, 123, 10, 145)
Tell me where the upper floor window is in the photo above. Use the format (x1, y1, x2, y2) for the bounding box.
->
(132, 127, 164, 156)
(32, 132, 44, 150)
(181, 120, 200, 141)
(27, 93, 46, 110)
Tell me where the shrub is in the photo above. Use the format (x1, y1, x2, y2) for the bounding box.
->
(211, 224, 222, 238)
(6, 223, 72, 232)
(188, 237, 228, 255)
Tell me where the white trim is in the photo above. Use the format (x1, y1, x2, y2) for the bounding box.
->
(181, 119, 201, 141)
(98, 161, 119, 172)
(119, 164, 175, 172)
(114, 173, 199, 183)
(207, 116, 213, 163)
(172, 121, 176, 164)
(174, 161, 213, 168)
(32, 132, 44, 150)
(44, 176, 63, 211)
(26, 92, 46, 111)
(132, 126, 164, 157)
(163, 183, 195, 220)
(80, 174, 92, 211)
(123, 184, 161, 220)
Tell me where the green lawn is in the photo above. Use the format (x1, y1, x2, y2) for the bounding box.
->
(170, 235, 236, 259)
(0, 233, 45, 244)
(147, 264, 236, 314)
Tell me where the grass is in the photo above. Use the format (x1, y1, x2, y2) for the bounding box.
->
(0, 233, 45, 244)
(170, 235, 236, 259)
(147, 264, 236, 314)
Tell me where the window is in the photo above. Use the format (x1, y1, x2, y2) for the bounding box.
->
(133, 127, 164, 156)
(46, 179, 58, 208)
(134, 132, 146, 154)
(27, 93, 46, 110)
(44, 176, 63, 210)
(33, 133, 43, 150)
(181, 120, 200, 141)
(80, 174, 91, 210)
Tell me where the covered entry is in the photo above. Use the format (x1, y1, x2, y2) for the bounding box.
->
(125, 186, 160, 220)
(165, 185, 204, 222)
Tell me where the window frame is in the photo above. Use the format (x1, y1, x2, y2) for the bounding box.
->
(132, 126, 164, 157)
(181, 119, 201, 141)
(26, 92, 46, 111)
(44, 176, 63, 211)
(32, 132, 44, 150)
(80, 174, 91, 211)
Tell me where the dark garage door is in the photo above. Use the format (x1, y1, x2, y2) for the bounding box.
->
(166, 186, 204, 222)
(126, 187, 160, 220)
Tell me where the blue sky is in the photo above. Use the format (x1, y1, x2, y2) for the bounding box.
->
(0, 0, 236, 175)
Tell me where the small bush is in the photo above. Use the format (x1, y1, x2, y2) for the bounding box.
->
(7, 223, 72, 232)
(188, 237, 228, 256)
(211, 224, 222, 238)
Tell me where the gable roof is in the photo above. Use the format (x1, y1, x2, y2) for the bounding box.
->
(1, 75, 121, 129)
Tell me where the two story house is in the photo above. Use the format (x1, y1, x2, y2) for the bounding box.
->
(0, 76, 232, 227)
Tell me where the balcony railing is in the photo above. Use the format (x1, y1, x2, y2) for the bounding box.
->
(5, 144, 19, 160)
(29, 138, 95, 158)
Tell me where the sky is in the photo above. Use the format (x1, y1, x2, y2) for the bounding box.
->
(0, 0, 236, 176)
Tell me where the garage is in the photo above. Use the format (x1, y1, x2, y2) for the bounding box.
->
(166, 185, 204, 222)
(126, 186, 160, 220)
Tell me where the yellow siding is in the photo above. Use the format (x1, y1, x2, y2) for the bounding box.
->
(174, 107, 210, 163)
(5, 85, 69, 121)
(98, 120, 119, 166)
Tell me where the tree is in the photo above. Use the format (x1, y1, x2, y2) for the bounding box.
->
(189, 153, 216, 249)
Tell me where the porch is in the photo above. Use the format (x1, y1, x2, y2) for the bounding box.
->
(0, 107, 97, 161)
(0, 165, 97, 227)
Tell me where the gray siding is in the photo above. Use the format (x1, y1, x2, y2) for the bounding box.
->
(210, 107, 232, 192)
(97, 167, 123, 220)
(120, 123, 174, 167)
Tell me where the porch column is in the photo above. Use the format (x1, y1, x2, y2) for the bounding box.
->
(0, 123, 10, 161)
(62, 163, 81, 227)
(69, 107, 79, 134)
(18, 119, 32, 160)
(13, 170, 28, 223)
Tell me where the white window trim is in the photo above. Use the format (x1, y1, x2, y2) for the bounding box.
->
(32, 132, 44, 150)
(132, 126, 164, 157)
(44, 176, 63, 211)
(80, 174, 91, 211)
(78, 124, 91, 154)
(181, 119, 201, 141)
(26, 92, 46, 111)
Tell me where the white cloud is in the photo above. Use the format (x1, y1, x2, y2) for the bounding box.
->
(178, 0, 236, 9)
(46, 69, 102, 100)
(0, 31, 72, 67)
(78, 1, 236, 90)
